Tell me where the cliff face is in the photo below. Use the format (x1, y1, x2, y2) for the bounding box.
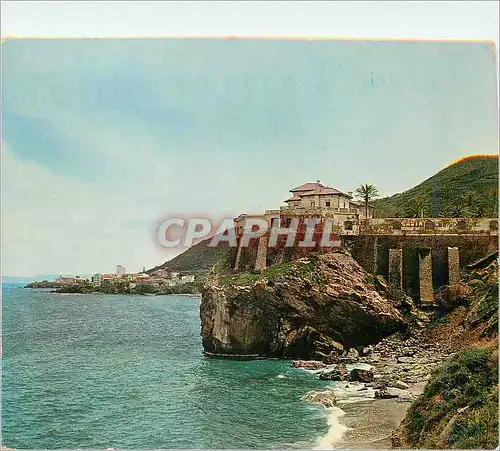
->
(200, 251, 407, 359)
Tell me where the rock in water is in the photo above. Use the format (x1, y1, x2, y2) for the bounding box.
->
(349, 368, 374, 382)
(301, 390, 337, 408)
(292, 360, 326, 370)
(200, 251, 406, 358)
(319, 364, 350, 381)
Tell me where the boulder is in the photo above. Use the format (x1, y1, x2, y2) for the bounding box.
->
(317, 351, 340, 365)
(319, 364, 350, 381)
(362, 345, 374, 356)
(437, 284, 473, 312)
(311, 336, 344, 362)
(301, 390, 337, 408)
(375, 388, 400, 399)
(350, 368, 374, 382)
(292, 360, 326, 370)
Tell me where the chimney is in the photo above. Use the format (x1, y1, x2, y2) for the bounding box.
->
(348, 191, 353, 198)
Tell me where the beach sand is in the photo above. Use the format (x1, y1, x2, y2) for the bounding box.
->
(320, 381, 427, 449)
(332, 398, 410, 449)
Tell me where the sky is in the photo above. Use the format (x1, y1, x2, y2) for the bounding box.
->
(2, 38, 498, 276)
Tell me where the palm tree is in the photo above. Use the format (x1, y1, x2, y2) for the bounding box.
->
(472, 204, 485, 218)
(449, 202, 467, 218)
(405, 195, 426, 218)
(355, 184, 379, 218)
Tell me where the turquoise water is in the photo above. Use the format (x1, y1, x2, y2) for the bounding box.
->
(2, 285, 331, 449)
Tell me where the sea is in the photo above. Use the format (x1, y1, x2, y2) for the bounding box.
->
(1, 284, 358, 450)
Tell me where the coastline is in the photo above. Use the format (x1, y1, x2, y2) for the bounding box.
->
(325, 383, 425, 449)
(295, 328, 445, 449)
(25, 287, 201, 297)
(301, 375, 426, 450)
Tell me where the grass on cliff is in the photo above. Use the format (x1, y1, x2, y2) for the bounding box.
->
(404, 346, 498, 449)
(218, 255, 327, 286)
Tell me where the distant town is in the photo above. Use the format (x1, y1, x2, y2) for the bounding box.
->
(26, 264, 196, 294)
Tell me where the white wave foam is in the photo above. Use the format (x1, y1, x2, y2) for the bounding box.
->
(313, 406, 350, 450)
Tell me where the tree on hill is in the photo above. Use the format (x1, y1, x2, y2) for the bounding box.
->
(472, 204, 486, 218)
(355, 184, 379, 218)
(405, 195, 427, 218)
(371, 156, 498, 218)
(449, 202, 468, 218)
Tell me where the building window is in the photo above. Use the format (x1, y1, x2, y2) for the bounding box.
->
(326, 201, 331, 207)
(311, 201, 315, 207)
(344, 220, 353, 231)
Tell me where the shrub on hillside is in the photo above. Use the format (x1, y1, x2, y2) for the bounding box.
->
(402, 346, 498, 448)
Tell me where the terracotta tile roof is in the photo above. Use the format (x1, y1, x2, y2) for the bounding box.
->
(290, 182, 352, 198)
(301, 186, 352, 197)
(290, 182, 324, 192)
(284, 195, 303, 202)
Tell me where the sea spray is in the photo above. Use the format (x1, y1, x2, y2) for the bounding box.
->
(313, 406, 350, 450)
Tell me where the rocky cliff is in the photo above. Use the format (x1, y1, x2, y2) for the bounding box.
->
(200, 250, 407, 360)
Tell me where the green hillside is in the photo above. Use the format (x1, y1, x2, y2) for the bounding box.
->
(147, 238, 229, 279)
(373, 156, 499, 218)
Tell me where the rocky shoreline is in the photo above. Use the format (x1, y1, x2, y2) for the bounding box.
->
(26, 284, 201, 296)
(201, 248, 498, 448)
(295, 324, 453, 448)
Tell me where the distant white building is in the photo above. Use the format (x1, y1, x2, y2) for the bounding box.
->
(116, 265, 127, 277)
(181, 275, 195, 283)
(91, 273, 102, 287)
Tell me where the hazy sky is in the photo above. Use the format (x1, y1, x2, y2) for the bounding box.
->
(2, 39, 498, 276)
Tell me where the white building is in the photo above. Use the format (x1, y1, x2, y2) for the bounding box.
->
(181, 275, 195, 283)
(91, 273, 102, 287)
(283, 182, 373, 218)
(116, 265, 127, 277)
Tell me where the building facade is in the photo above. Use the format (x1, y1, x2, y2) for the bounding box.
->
(116, 265, 127, 277)
(91, 273, 102, 287)
(234, 181, 374, 241)
(282, 182, 373, 219)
